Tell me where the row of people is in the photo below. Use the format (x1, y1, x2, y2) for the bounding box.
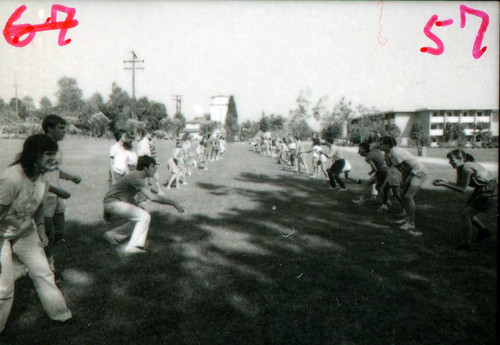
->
(253, 133, 497, 250)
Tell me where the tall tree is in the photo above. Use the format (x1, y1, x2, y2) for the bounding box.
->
(101, 82, 131, 131)
(40, 96, 53, 111)
(22, 96, 36, 111)
(56, 77, 84, 115)
(224, 95, 239, 141)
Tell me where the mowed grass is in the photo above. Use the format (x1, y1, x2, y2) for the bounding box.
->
(0, 137, 497, 345)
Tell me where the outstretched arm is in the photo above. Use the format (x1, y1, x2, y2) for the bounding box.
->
(140, 187, 185, 213)
(59, 169, 82, 184)
(433, 169, 471, 193)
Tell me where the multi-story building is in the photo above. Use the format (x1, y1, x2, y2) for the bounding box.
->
(351, 108, 498, 146)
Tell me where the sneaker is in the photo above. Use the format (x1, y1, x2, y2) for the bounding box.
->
(399, 222, 415, 231)
(378, 204, 390, 212)
(408, 229, 423, 237)
(351, 198, 365, 206)
(182, 181, 188, 185)
(103, 232, 120, 246)
(395, 219, 407, 225)
(455, 243, 472, 251)
(338, 188, 348, 192)
(473, 230, 491, 243)
(122, 246, 146, 255)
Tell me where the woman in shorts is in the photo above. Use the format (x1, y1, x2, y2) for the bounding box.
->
(378, 136, 427, 235)
(433, 149, 496, 250)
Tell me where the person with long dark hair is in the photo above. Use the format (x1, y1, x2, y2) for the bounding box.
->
(433, 150, 497, 250)
(0, 134, 73, 333)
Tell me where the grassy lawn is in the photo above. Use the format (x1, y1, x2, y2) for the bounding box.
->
(0, 137, 497, 345)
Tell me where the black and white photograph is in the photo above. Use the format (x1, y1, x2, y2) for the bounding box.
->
(0, 1, 498, 344)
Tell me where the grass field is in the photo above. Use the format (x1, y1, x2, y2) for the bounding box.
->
(0, 137, 497, 345)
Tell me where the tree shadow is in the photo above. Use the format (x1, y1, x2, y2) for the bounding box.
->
(2, 169, 497, 345)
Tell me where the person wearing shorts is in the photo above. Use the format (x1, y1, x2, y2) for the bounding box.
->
(379, 136, 427, 235)
(433, 149, 497, 250)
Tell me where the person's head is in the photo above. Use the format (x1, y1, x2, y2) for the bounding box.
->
(378, 136, 397, 153)
(123, 139, 133, 151)
(12, 134, 58, 178)
(136, 155, 158, 177)
(446, 150, 475, 169)
(42, 114, 67, 142)
(137, 128, 146, 139)
(358, 142, 371, 157)
(113, 130, 126, 142)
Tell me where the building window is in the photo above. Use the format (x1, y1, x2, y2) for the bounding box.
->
(431, 112, 439, 117)
(431, 123, 444, 130)
(477, 112, 483, 117)
(463, 111, 468, 116)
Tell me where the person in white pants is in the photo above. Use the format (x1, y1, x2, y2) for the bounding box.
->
(1, 134, 72, 333)
(102, 156, 185, 254)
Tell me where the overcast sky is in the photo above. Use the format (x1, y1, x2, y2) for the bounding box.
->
(0, 1, 498, 122)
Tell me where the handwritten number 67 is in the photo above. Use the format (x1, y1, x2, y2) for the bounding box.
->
(3, 4, 78, 47)
(420, 5, 489, 59)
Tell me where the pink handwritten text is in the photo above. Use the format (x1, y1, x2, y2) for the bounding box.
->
(420, 5, 489, 59)
(3, 4, 78, 47)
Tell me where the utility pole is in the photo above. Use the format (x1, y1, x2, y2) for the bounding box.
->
(13, 72, 19, 118)
(123, 50, 144, 100)
(172, 95, 183, 115)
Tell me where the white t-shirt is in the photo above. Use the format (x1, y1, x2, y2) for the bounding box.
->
(329, 144, 344, 161)
(0, 165, 48, 239)
(113, 150, 138, 175)
(137, 137, 151, 156)
(110, 142, 123, 159)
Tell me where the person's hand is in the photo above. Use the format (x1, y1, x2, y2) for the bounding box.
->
(176, 205, 185, 213)
(56, 189, 71, 199)
(71, 175, 82, 184)
(38, 225, 49, 247)
(433, 179, 445, 186)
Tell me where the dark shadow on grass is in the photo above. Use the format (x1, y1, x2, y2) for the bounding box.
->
(2, 170, 497, 345)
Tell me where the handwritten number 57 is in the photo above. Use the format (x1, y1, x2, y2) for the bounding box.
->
(420, 5, 489, 59)
(3, 4, 78, 47)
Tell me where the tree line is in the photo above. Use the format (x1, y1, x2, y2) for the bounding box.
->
(1, 78, 490, 146)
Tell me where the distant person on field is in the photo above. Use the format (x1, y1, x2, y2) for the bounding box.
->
(41, 115, 82, 278)
(433, 150, 497, 250)
(137, 129, 162, 195)
(102, 155, 185, 254)
(111, 137, 138, 181)
(322, 138, 347, 191)
(0, 134, 73, 333)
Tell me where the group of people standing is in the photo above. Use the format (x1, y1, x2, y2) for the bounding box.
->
(253, 133, 497, 250)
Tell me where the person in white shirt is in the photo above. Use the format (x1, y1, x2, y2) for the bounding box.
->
(136, 130, 162, 194)
(112, 138, 138, 180)
(109, 130, 127, 185)
(322, 139, 347, 191)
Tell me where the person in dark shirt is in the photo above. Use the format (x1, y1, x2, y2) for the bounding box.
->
(102, 156, 185, 254)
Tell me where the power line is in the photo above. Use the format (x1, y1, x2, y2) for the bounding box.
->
(123, 50, 144, 100)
